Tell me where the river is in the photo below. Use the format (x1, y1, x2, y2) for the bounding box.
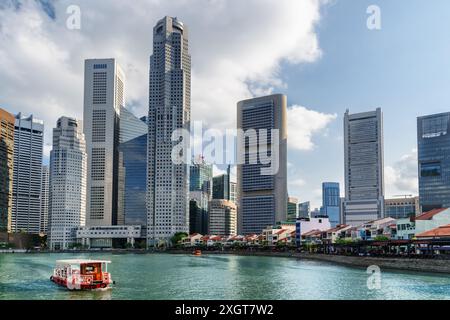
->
(1, 253, 449, 300)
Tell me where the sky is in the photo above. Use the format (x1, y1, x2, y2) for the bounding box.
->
(1, 0, 450, 209)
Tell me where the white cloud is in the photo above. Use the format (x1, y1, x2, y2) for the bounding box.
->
(385, 149, 418, 197)
(287, 105, 337, 151)
(0, 0, 325, 159)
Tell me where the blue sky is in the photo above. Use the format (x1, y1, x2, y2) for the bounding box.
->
(1, 0, 449, 209)
(283, 0, 450, 208)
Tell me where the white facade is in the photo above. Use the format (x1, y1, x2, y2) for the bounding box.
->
(40, 165, 49, 234)
(48, 117, 87, 250)
(84, 59, 125, 227)
(11, 113, 44, 234)
(147, 17, 191, 246)
(343, 108, 385, 226)
(77, 225, 141, 248)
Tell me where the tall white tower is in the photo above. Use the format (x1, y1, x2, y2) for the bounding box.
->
(343, 108, 385, 226)
(147, 17, 191, 246)
(83, 59, 125, 227)
(48, 117, 87, 250)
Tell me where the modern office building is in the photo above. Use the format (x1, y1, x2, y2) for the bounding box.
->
(208, 199, 237, 236)
(385, 196, 419, 219)
(213, 168, 230, 200)
(189, 159, 212, 235)
(147, 16, 191, 246)
(237, 94, 288, 235)
(83, 58, 125, 227)
(287, 196, 299, 222)
(48, 117, 87, 250)
(118, 107, 148, 228)
(40, 165, 49, 234)
(11, 113, 44, 234)
(417, 112, 450, 212)
(298, 202, 311, 219)
(343, 108, 385, 226)
(0, 108, 15, 232)
(190, 159, 213, 194)
(322, 182, 341, 227)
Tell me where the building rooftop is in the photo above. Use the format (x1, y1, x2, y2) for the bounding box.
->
(416, 224, 450, 238)
(416, 208, 448, 221)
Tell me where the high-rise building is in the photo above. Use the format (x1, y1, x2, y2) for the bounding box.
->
(417, 112, 450, 212)
(237, 94, 288, 235)
(208, 199, 237, 236)
(48, 117, 87, 250)
(385, 196, 419, 219)
(287, 196, 299, 222)
(83, 58, 125, 227)
(190, 159, 213, 194)
(189, 159, 212, 235)
(213, 173, 230, 200)
(147, 16, 191, 245)
(118, 107, 148, 227)
(40, 165, 49, 234)
(322, 182, 340, 227)
(11, 113, 44, 234)
(298, 201, 311, 219)
(343, 108, 385, 226)
(0, 108, 15, 233)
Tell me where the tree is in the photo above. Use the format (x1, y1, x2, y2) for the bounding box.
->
(170, 232, 188, 246)
(373, 235, 389, 242)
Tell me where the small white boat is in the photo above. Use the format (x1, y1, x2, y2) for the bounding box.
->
(50, 259, 114, 290)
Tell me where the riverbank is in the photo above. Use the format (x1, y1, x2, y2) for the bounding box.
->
(167, 250, 450, 274)
(3, 248, 450, 274)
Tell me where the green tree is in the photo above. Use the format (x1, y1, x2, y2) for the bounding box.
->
(170, 232, 188, 246)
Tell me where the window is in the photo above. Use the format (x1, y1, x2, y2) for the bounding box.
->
(421, 162, 441, 177)
(422, 114, 449, 138)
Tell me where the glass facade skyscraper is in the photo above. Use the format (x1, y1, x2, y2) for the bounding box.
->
(322, 182, 340, 227)
(118, 107, 148, 228)
(189, 159, 212, 235)
(417, 112, 450, 212)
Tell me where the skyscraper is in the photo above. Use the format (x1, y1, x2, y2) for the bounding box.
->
(11, 113, 44, 234)
(40, 165, 49, 234)
(208, 199, 237, 236)
(237, 94, 288, 235)
(83, 59, 125, 227)
(417, 112, 450, 212)
(147, 16, 191, 246)
(189, 159, 212, 235)
(287, 196, 299, 222)
(213, 170, 230, 200)
(0, 108, 15, 232)
(343, 108, 384, 226)
(118, 107, 148, 227)
(322, 182, 340, 227)
(298, 201, 311, 219)
(48, 117, 87, 250)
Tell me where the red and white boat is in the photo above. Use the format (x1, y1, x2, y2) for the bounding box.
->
(50, 259, 114, 290)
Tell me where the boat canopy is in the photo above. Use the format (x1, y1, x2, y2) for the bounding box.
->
(55, 259, 111, 265)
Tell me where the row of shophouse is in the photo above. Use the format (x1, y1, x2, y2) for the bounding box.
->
(181, 208, 450, 248)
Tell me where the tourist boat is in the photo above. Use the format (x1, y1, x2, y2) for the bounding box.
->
(192, 249, 202, 256)
(50, 259, 114, 290)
